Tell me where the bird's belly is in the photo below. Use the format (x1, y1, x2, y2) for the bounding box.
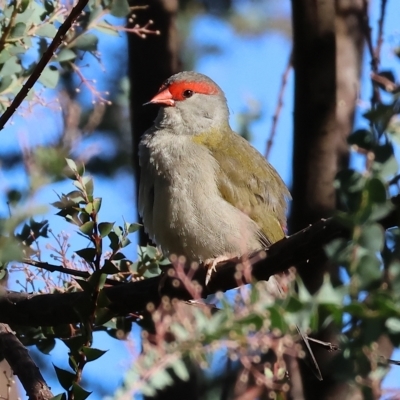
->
(151, 170, 261, 262)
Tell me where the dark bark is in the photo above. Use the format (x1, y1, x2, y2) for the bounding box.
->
(1, 201, 399, 328)
(0, 324, 53, 400)
(290, 0, 339, 292)
(128, 0, 181, 247)
(290, 1, 365, 399)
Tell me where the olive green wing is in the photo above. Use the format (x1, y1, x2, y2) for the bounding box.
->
(209, 132, 291, 245)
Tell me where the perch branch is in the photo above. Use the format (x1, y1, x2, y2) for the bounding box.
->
(0, 197, 398, 327)
(0, 218, 353, 326)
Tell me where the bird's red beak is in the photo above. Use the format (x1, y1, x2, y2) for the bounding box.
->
(144, 87, 175, 107)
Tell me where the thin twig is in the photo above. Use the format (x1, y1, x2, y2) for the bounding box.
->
(0, 0, 89, 131)
(0, 323, 53, 400)
(374, 0, 388, 64)
(0, 2, 19, 54)
(265, 51, 292, 159)
(23, 258, 121, 285)
(303, 336, 340, 352)
(362, 0, 381, 105)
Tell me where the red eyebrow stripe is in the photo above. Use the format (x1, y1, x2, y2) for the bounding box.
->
(167, 81, 219, 100)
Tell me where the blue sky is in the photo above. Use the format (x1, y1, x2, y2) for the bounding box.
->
(2, 0, 400, 397)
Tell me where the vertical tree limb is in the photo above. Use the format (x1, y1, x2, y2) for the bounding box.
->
(290, 0, 338, 292)
(290, 1, 364, 399)
(0, 324, 53, 400)
(127, 0, 181, 246)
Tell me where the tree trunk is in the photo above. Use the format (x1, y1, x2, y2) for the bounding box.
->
(290, 0, 364, 399)
(128, 0, 181, 246)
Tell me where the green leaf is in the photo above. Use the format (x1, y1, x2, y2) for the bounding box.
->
(75, 279, 93, 293)
(108, 231, 119, 251)
(149, 369, 174, 390)
(93, 198, 102, 213)
(120, 237, 131, 248)
(373, 143, 398, 179)
(11, 22, 26, 38)
(142, 245, 157, 260)
(0, 50, 12, 64)
(365, 177, 387, 204)
(85, 203, 93, 214)
(79, 221, 94, 235)
(82, 176, 94, 197)
(63, 335, 85, 353)
(1, 56, 22, 76)
(94, 20, 119, 36)
(355, 252, 382, 289)
(348, 129, 374, 150)
(171, 359, 189, 381)
(0, 76, 13, 94)
(267, 306, 287, 332)
(101, 259, 119, 275)
(73, 34, 98, 52)
(56, 49, 77, 62)
(358, 224, 384, 252)
(75, 248, 96, 263)
(88, 269, 107, 289)
(53, 365, 75, 391)
(39, 65, 59, 88)
(50, 394, 66, 400)
(82, 347, 107, 362)
(18, 0, 30, 12)
(95, 307, 115, 325)
(96, 289, 111, 307)
(72, 383, 92, 400)
(99, 222, 113, 238)
(315, 275, 344, 305)
(127, 222, 141, 233)
(364, 103, 396, 134)
(36, 23, 57, 38)
(36, 338, 56, 354)
(110, 0, 130, 17)
(386, 317, 400, 334)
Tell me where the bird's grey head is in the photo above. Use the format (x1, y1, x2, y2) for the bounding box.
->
(147, 71, 230, 135)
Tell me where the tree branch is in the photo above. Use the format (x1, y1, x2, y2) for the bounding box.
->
(0, 201, 398, 327)
(0, 323, 53, 400)
(0, 218, 349, 326)
(0, 0, 89, 131)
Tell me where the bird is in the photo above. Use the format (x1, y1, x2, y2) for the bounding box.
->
(138, 71, 291, 284)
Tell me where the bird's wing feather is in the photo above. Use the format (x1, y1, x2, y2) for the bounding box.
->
(201, 130, 290, 245)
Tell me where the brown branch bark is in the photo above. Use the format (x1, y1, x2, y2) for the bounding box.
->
(0, 0, 89, 131)
(0, 205, 398, 327)
(0, 323, 53, 400)
(290, 1, 365, 399)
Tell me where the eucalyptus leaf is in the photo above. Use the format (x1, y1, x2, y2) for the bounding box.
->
(53, 365, 75, 390)
(56, 48, 76, 62)
(38, 65, 59, 88)
(386, 317, 400, 334)
(358, 223, 384, 252)
(11, 22, 26, 38)
(72, 383, 92, 400)
(348, 129, 374, 150)
(1, 56, 22, 76)
(35, 23, 57, 38)
(73, 34, 98, 52)
(110, 0, 130, 17)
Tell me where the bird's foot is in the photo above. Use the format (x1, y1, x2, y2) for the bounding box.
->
(204, 255, 232, 286)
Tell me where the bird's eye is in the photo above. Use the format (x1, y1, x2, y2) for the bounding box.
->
(183, 90, 193, 98)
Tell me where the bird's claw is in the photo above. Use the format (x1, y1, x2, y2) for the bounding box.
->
(205, 262, 218, 286)
(204, 255, 232, 286)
